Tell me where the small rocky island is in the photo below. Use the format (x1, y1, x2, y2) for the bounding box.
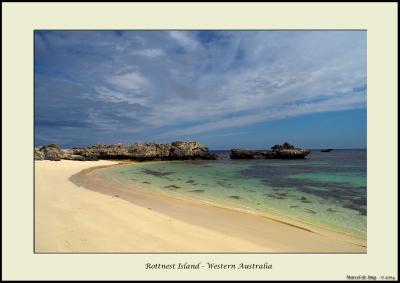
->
(230, 142, 310, 159)
(35, 141, 219, 161)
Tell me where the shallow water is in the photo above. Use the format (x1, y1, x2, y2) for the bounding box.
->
(99, 150, 367, 241)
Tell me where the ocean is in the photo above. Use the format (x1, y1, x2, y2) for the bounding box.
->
(98, 149, 367, 242)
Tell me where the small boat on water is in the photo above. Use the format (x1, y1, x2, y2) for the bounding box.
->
(321, 149, 333, 152)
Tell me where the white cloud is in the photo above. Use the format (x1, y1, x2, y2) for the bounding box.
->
(36, 30, 366, 145)
(95, 86, 148, 105)
(160, 92, 366, 138)
(169, 31, 200, 49)
(108, 71, 148, 92)
(132, 48, 165, 58)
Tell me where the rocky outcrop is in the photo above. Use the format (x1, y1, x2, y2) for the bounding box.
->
(34, 148, 44, 160)
(35, 144, 64, 161)
(229, 149, 275, 159)
(35, 141, 219, 161)
(271, 142, 311, 159)
(168, 141, 218, 160)
(35, 142, 309, 161)
(61, 149, 86, 161)
(230, 142, 310, 160)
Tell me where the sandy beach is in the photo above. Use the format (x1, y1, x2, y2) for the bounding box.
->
(35, 160, 366, 253)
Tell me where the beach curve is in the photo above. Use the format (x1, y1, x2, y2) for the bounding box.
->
(35, 160, 366, 253)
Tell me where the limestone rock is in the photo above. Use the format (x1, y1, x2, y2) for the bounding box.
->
(230, 143, 310, 160)
(62, 141, 220, 161)
(34, 148, 44, 160)
(38, 144, 64, 161)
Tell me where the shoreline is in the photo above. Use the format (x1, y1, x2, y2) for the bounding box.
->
(76, 162, 366, 246)
(35, 160, 278, 252)
(67, 161, 366, 252)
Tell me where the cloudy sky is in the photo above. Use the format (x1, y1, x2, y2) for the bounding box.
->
(35, 30, 366, 149)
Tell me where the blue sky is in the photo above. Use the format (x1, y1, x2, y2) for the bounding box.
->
(35, 30, 367, 149)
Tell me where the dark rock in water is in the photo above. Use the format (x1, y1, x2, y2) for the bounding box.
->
(229, 149, 275, 159)
(300, 196, 312, 203)
(142, 181, 151, 184)
(358, 208, 367, 216)
(141, 168, 174, 177)
(264, 192, 286, 199)
(290, 205, 299, 208)
(351, 197, 367, 206)
(342, 200, 367, 216)
(188, 189, 205, 193)
(230, 142, 310, 160)
(229, 195, 240, 199)
(216, 180, 233, 188)
(228, 149, 254, 159)
(274, 196, 286, 200)
(321, 149, 333, 152)
(304, 208, 317, 214)
(164, 184, 181, 189)
(265, 194, 284, 199)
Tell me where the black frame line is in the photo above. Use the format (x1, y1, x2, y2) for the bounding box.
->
(33, 29, 368, 255)
(6, 1, 400, 3)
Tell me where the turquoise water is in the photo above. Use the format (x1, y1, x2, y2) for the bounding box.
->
(99, 150, 367, 241)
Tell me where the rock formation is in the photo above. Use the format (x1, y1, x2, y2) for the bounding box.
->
(35, 142, 309, 161)
(36, 144, 64, 161)
(35, 141, 219, 161)
(271, 142, 311, 159)
(230, 142, 310, 159)
(34, 148, 44, 160)
(229, 149, 275, 159)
